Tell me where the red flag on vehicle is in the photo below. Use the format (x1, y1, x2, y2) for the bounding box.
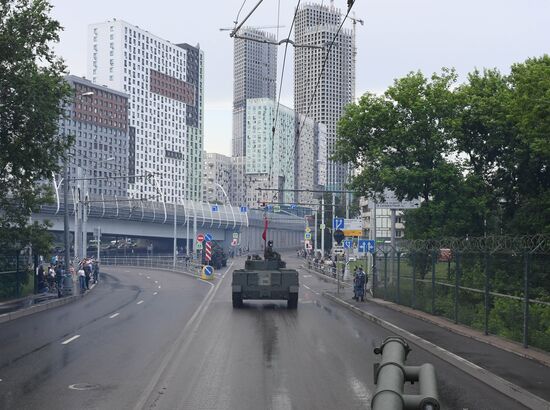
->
(262, 217, 268, 242)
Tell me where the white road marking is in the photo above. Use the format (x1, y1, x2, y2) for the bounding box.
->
(154, 280, 158, 284)
(153, 292, 158, 295)
(302, 274, 312, 278)
(146, 276, 151, 279)
(109, 313, 120, 319)
(137, 300, 144, 305)
(302, 284, 320, 296)
(61, 335, 80, 345)
(349, 376, 372, 406)
(158, 285, 161, 289)
(133, 261, 234, 410)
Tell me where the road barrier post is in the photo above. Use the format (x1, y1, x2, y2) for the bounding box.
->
(523, 252, 530, 348)
(412, 252, 416, 309)
(397, 252, 401, 305)
(431, 251, 436, 315)
(383, 252, 388, 301)
(454, 252, 461, 325)
(484, 252, 490, 336)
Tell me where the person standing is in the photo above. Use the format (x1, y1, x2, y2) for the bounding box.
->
(93, 261, 99, 284)
(78, 265, 86, 293)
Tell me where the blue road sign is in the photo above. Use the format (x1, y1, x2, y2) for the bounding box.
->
(203, 265, 213, 277)
(290, 204, 297, 209)
(205, 233, 213, 242)
(211, 205, 219, 212)
(240, 206, 248, 213)
(343, 239, 353, 249)
(333, 218, 345, 230)
(305, 232, 312, 240)
(267, 205, 273, 211)
(358, 239, 376, 253)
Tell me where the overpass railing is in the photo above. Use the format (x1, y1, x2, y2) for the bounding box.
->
(39, 196, 305, 231)
(101, 256, 203, 278)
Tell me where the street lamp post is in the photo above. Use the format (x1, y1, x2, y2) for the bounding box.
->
(64, 90, 94, 268)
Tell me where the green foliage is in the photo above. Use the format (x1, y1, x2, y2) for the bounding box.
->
(335, 56, 550, 238)
(0, 0, 71, 252)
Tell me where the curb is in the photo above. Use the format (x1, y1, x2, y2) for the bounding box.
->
(0, 293, 82, 324)
(0, 280, 99, 325)
(323, 292, 550, 410)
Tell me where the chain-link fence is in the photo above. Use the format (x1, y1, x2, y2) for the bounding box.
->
(371, 235, 549, 352)
(101, 255, 204, 278)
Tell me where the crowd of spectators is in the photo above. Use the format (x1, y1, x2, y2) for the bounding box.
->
(36, 256, 100, 296)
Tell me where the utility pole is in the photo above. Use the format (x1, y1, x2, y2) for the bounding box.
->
(63, 157, 70, 268)
(314, 208, 318, 252)
(321, 197, 325, 257)
(185, 201, 190, 257)
(173, 200, 177, 268)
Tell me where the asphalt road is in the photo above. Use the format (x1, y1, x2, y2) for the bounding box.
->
(0, 255, 529, 409)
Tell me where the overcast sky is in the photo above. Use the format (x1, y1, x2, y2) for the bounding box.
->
(50, 0, 549, 156)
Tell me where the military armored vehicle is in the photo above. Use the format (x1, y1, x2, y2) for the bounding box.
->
(232, 241, 299, 309)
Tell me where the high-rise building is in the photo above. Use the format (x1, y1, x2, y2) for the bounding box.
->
(232, 28, 277, 157)
(87, 19, 204, 204)
(295, 114, 327, 205)
(245, 98, 295, 207)
(294, 3, 354, 191)
(202, 152, 232, 203)
(59, 75, 129, 198)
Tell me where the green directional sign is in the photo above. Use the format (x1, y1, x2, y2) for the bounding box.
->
(320, 223, 326, 230)
(196, 242, 203, 250)
(233, 232, 239, 239)
(274, 205, 281, 213)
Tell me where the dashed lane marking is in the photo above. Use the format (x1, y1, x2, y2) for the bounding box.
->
(146, 276, 151, 279)
(137, 300, 144, 305)
(154, 280, 158, 284)
(109, 313, 120, 319)
(61, 335, 80, 345)
(158, 285, 161, 289)
(302, 284, 320, 296)
(153, 292, 158, 295)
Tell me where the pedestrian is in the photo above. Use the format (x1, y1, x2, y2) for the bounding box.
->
(84, 260, 91, 289)
(93, 261, 99, 284)
(78, 265, 86, 293)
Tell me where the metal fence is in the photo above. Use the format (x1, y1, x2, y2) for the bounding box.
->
(371, 235, 550, 352)
(101, 255, 204, 278)
(0, 254, 33, 302)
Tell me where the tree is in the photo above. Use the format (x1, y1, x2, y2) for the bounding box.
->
(334, 69, 485, 238)
(0, 0, 72, 253)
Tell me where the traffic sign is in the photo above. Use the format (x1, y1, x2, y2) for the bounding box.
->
(320, 223, 326, 230)
(201, 265, 214, 280)
(358, 239, 376, 253)
(205, 241, 212, 261)
(205, 233, 213, 242)
(211, 205, 219, 212)
(305, 232, 312, 240)
(274, 205, 281, 213)
(232, 232, 239, 239)
(290, 204, 297, 209)
(333, 229, 345, 244)
(196, 242, 203, 250)
(333, 218, 345, 230)
(231, 238, 238, 247)
(305, 227, 311, 233)
(343, 239, 353, 249)
(197, 234, 205, 243)
(240, 206, 248, 213)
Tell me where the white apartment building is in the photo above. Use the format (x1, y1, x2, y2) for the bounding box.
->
(87, 19, 204, 203)
(230, 156, 247, 207)
(294, 3, 354, 192)
(202, 152, 232, 203)
(245, 99, 295, 207)
(359, 197, 406, 240)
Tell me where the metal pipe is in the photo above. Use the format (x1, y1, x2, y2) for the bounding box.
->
(372, 337, 440, 410)
(63, 157, 70, 268)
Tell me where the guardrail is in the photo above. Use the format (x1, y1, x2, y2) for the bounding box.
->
(101, 256, 203, 278)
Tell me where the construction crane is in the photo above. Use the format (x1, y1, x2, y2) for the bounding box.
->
(219, 25, 285, 32)
(347, 13, 364, 102)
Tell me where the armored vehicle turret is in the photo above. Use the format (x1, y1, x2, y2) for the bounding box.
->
(231, 241, 299, 309)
